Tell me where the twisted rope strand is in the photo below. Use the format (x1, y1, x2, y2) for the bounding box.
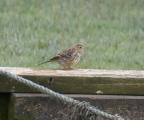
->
(0, 70, 124, 120)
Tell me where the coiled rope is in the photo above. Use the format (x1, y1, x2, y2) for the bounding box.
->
(0, 70, 124, 120)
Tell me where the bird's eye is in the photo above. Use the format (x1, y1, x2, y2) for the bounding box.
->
(79, 46, 82, 48)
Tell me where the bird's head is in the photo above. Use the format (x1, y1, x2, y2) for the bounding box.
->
(75, 44, 84, 53)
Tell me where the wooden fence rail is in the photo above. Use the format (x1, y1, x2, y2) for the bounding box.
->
(0, 67, 144, 95)
(0, 67, 144, 120)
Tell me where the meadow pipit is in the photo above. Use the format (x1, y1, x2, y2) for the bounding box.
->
(39, 44, 84, 69)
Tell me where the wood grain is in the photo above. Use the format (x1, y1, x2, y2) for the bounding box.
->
(1, 67, 144, 78)
(9, 93, 144, 120)
(0, 67, 144, 95)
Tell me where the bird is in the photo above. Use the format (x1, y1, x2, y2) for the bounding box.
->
(38, 44, 84, 69)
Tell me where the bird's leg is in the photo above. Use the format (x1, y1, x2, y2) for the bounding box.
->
(62, 65, 73, 70)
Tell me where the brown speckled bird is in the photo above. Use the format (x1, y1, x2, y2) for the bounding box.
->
(39, 44, 84, 69)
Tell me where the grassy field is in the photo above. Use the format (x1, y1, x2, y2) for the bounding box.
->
(0, 0, 144, 69)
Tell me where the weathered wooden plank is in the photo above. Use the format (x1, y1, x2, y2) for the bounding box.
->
(1, 67, 144, 78)
(0, 93, 10, 120)
(1, 67, 144, 95)
(9, 93, 144, 120)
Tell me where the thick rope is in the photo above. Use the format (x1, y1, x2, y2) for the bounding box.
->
(0, 70, 124, 120)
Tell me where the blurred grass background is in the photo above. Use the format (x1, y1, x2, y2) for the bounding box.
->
(0, 0, 144, 69)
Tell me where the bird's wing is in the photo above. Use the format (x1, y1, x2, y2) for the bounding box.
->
(58, 48, 75, 59)
(38, 47, 75, 65)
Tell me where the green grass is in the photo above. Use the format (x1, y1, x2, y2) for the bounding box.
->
(0, 0, 144, 69)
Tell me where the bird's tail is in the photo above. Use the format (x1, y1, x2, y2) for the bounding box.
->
(37, 60, 51, 66)
(38, 56, 59, 66)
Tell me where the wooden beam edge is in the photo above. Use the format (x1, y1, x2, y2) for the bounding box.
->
(13, 93, 144, 99)
(1, 67, 144, 78)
